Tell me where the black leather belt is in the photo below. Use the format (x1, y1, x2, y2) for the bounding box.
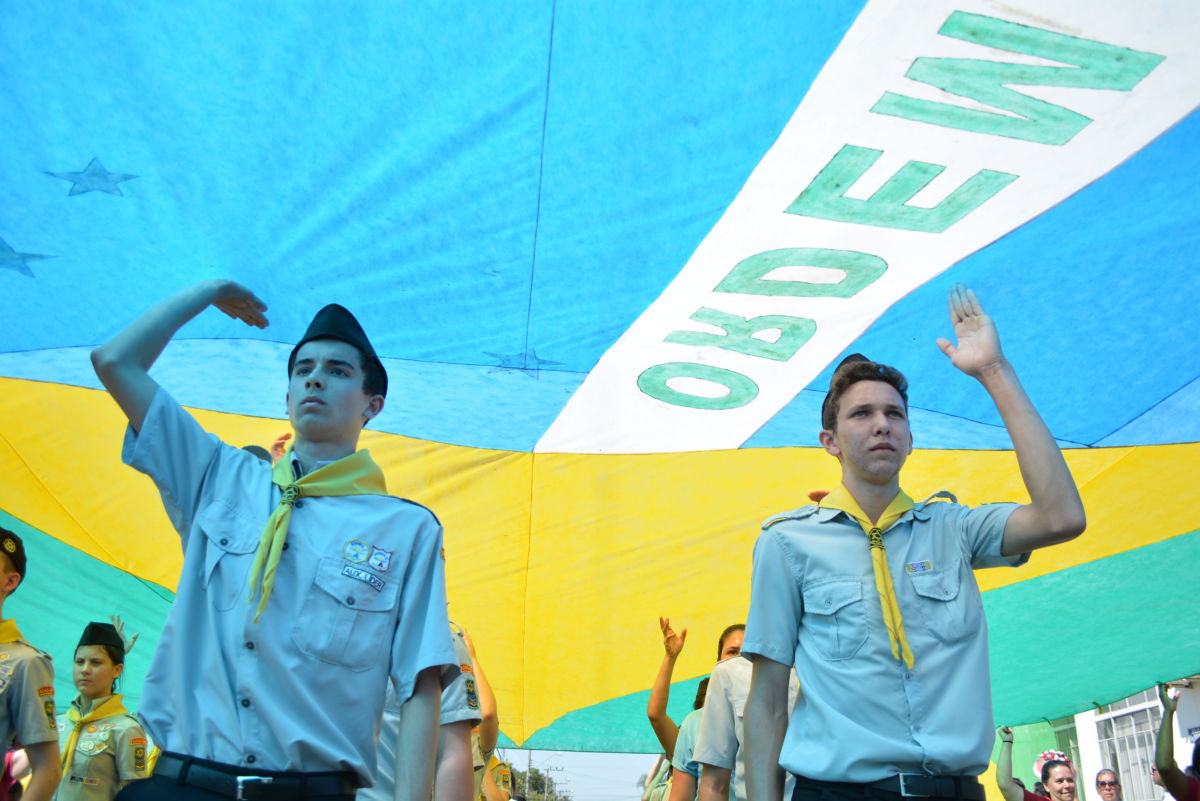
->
(154, 752, 359, 800)
(872, 774, 986, 800)
(795, 774, 986, 801)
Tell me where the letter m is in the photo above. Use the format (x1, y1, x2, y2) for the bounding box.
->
(871, 11, 1165, 145)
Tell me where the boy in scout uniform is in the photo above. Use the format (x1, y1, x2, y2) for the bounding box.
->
(91, 280, 457, 801)
(56, 622, 150, 801)
(0, 526, 62, 801)
(743, 286, 1087, 801)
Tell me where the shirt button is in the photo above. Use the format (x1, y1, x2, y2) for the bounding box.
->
(283, 543, 290, 551)
(294, 500, 304, 508)
(246, 755, 256, 765)
(241, 698, 251, 708)
(346, 597, 356, 606)
(219, 538, 229, 546)
(245, 642, 255, 650)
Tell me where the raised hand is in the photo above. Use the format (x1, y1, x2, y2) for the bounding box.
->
(1159, 683, 1178, 713)
(660, 616, 687, 658)
(936, 284, 1005, 379)
(212, 280, 269, 329)
(110, 613, 140, 655)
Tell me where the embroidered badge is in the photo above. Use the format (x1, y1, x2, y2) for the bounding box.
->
(465, 678, 479, 709)
(0, 665, 15, 676)
(342, 565, 384, 592)
(905, 560, 934, 574)
(38, 685, 54, 696)
(131, 737, 147, 745)
(44, 699, 56, 727)
(460, 662, 474, 675)
(2, 538, 14, 553)
(368, 546, 393, 572)
(343, 539, 369, 563)
(86, 723, 99, 733)
(134, 745, 146, 770)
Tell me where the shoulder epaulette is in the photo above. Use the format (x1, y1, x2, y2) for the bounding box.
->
(762, 505, 819, 530)
(389, 496, 443, 526)
(917, 490, 957, 508)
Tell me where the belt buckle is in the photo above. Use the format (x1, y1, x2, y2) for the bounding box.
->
(898, 774, 931, 798)
(236, 776, 274, 800)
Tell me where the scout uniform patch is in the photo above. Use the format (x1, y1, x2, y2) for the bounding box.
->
(466, 678, 479, 709)
(343, 539, 369, 563)
(45, 699, 56, 727)
(368, 546, 392, 572)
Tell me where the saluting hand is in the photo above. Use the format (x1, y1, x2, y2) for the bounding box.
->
(211, 279, 269, 329)
(936, 284, 1006, 379)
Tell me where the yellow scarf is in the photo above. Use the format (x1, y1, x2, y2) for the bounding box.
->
(820, 485, 916, 669)
(0, 619, 21, 644)
(62, 695, 129, 773)
(247, 445, 389, 621)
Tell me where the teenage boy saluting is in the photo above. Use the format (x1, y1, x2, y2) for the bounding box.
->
(743, 285, 1085, 801)
(92, 280, 456, 801)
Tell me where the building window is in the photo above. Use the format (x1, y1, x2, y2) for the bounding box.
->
(1095, 692, 1163, 801)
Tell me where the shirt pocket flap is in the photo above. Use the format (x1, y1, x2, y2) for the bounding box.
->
(803, 577, 862, 615)
(908, 568, 960, 602)
(197, 502, 260, 555)
(314, 556, 400, 612)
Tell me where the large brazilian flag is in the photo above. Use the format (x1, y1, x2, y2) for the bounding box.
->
(1, 0, 1197, 751)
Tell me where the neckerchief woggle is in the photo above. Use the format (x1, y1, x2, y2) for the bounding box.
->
(247, 444, 389, 621)
(819, 484, 916, 669)
(61, 694, 130, 773)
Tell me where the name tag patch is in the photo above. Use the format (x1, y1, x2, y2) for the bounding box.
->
(342, 565, 384, 592)
(905, 560, 934, 574)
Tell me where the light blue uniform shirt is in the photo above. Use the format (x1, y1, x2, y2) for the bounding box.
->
(694, 655, 798, 801)
(742, 497, 1024, 782)
(358, 624, 480, 801)
(122, 388, 457, 784)
(672, 708, 704, 783)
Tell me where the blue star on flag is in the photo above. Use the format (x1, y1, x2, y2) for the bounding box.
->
(46, 157, 138, 196)
(485, 349, 563, 378)
(0, 237, 53, 277)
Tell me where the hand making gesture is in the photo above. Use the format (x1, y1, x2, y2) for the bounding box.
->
(660, 616, 687, 659)
(936, 284, 1006, 380)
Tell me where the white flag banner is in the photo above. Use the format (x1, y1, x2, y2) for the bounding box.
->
(537, 0, 1200, 454)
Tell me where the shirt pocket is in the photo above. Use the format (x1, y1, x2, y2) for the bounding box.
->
(196, 502, 259, 611)
(907, 565, 981, 644)
(291, 556, 401, 671)
(801, 576, 867, 661)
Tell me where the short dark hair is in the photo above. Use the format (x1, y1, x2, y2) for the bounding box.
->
(1042, 760, 1074, 784)
(693, 677, 710, 710)
(821, 358, 908, 431)
(717, 624, 745, 660)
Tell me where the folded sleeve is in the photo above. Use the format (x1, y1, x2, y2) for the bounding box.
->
(121, 387, 225, 542)
(742, 528, 802, 667)
(388, 509, 458, 703)
(11, 652, 57, 747)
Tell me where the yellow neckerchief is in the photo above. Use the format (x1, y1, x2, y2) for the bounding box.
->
(820, 484, 916, 669)
(247, 444, 388, 621)
(62, 694, 129, 773)
(0, 619, 21, 643)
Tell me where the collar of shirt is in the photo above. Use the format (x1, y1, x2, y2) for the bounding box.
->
(0, 618, 23, 643)
(819, 484, 914, 535)
(291, 456, 336, 479)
